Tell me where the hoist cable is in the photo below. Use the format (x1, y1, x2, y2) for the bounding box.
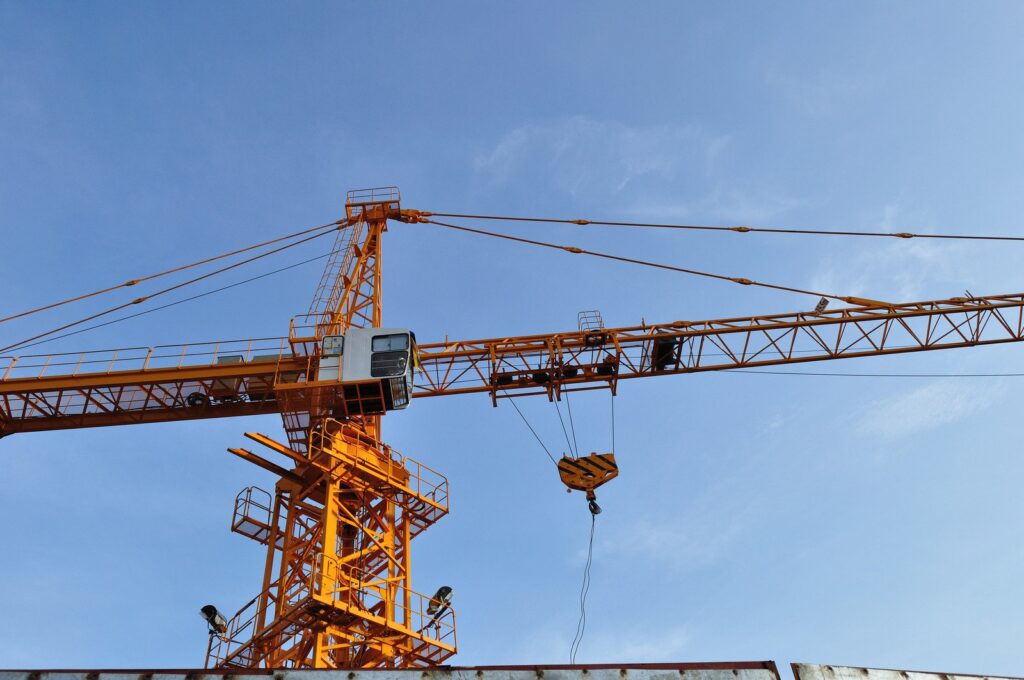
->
(0, 218, 344, 326)
(426, 211, 1024, 243)
(553, 398, 577, 459)
(9, 249, 338, 353)
(565, 391, 581, 459)
(610, 393, 616, 455)
(0, 227, 340, 354)
(426, 219, 854, 304)
(503, 391, 558, 466)
(570, 512, 597, 664)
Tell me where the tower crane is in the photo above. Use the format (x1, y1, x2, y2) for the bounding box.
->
(3, 187, 1024, 669)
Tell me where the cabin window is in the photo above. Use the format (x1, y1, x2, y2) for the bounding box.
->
(371, 351, 408, 377)
(370, 333, 410, 378)
(372, 334, 409, 352)
(322, 335, 344, 357)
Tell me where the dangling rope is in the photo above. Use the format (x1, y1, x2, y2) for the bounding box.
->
(568, 392, 617, 662)
(569, 512, 597, 663)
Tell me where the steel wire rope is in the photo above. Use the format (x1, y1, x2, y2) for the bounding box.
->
(502, 390, 559, 466)
(570, 512, 597, 664)
(553, 398, 578, 458)
(425, 211, 1024, 243)
(565, 390, 581, 459)
(424, 219, 860, 305)
(0, 227, 341, 354)
(8, 249, 339, 352)
(0, 218, 344, 326)
(610, 393, 615, 455)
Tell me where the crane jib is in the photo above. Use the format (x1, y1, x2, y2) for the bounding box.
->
(1, 292, 1023, 436)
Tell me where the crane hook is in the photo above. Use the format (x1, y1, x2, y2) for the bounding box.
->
(557, 452, 617, 514)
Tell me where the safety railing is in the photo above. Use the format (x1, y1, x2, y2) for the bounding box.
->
(289, 313, 339, 349)
(346, 186, 400, 209)
(207, 550, 455, 668)
(578, 309, 605, 332)
(309, 420, 449, 515)
(206, 566, 313, 668)
(231, 486, 273, 545)
(399, 456, 449, 518)
(0, 337, 291, 382)
(315, 555, 456, 651)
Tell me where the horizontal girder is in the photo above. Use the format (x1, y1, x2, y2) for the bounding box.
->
(3, 292, 1024, 434)
(413, 292, 1024, 400)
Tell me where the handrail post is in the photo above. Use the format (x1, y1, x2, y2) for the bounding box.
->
(39, 353, 54, 378)
(1, 357, 17, 381)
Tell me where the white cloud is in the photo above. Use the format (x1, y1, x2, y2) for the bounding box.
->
(475, 116, 802, 224)
(630, 186, 804, 225)
(594, 491, 767, 573)
(856, 379, 1004, 439)
(809, 201, 973, 301)
(764, 65, 878, 118)
(476, 116, 728, 200)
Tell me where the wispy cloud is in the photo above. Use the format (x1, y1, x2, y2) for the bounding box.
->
(476, 116, 728, 198)
(856, 379, 1004, 439)
(809, 201, 973, 301)
(475, 116, 803, 224)
(764, 64, 878, 118)
(593, 489, 767, 573)
(630, 186, 804, 225)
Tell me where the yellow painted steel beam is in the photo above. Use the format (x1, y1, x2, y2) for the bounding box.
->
(227, 447, 304, 484)
(0, 357, 305, 392)
(411, 292, 1024, 399)
(2, 400, 282, 434)
(4, 292, 1024, 435)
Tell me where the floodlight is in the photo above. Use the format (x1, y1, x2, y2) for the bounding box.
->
(200, 604, 228, 635)
(427, 586, 453, 616)
(814, 297, 829, 314)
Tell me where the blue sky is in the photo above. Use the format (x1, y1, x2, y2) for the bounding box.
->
(3, 0, 1024, 675)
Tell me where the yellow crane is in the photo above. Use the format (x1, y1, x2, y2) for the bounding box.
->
(3, 187, 1023, 669)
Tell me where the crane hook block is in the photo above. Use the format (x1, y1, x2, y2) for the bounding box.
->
(557, 452, 618, 494)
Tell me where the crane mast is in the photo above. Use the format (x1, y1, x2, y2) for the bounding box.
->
(210, 188, 455, 668)
(3, 187, 1024, 668)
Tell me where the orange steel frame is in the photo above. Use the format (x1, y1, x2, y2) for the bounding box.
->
(4, 187, 1024, 667)
(6, 292, 1024, 436)
(200, 190, 456, 668)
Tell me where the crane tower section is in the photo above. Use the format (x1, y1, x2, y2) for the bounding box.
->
(207, 188, 456, 669)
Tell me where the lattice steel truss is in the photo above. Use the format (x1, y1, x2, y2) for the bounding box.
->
(5, 188, 1024, 668)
